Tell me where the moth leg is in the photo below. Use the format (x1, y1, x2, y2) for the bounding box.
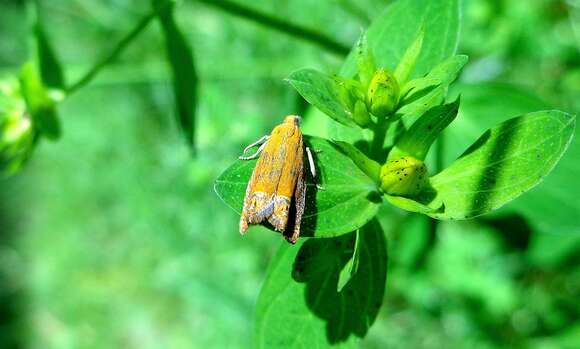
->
(306, 147, 324, 190)
(239, 135, 269, 159)
(239, 140, 269, 160)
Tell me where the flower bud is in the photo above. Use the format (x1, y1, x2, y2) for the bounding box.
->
(0, 78, 35, 175)
(352, 100, 371, 128)
(380, 156, 427, 196)
(367, 69, 399, 118)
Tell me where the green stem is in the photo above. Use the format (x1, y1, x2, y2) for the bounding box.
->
(66, 10, 158, 95)
(195, 0, 350, 55)
(370, 117, 389, 162)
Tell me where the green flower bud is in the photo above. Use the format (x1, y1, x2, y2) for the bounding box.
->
(380, 156, 428, 196)
(353, 100, 372, 128)
(0, 78, 35, 175)
(367, 68, 399, 118)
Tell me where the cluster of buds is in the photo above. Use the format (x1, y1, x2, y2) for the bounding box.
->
(336, 34, 404, 129)
(0, 78, 35, 175)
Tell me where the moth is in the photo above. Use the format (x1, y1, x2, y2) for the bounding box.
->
(238, 115, 318, 244)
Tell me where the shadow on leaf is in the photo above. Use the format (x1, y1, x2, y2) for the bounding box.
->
(290, 219, 387, 344)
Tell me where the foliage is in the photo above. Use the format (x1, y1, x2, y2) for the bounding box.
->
(0, 0, 578, 348)
(214, 0, 576, 347)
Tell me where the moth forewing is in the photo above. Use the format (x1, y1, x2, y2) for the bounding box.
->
(239, 115, 306, 242)
(288, 145, 306, 243)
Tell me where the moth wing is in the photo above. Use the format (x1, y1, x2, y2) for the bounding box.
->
(287, 161, 305, 244)
(240, 138, 278, 234)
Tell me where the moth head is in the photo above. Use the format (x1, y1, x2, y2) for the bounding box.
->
(284, 115, 301, 126)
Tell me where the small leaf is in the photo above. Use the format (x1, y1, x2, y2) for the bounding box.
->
(33, 1, 65, 90)
(337, 229, 361, 292)
(394, 30, 424, 86)
(400, 77, 441, 99)
(19, 63, 60, 139)
(417, 111, 576, 220)
(355, 32, 376, 90)
(396, 85, 445, 123)
(386, 195, 443, 214)
(332, 140, 381, 183)
(389, 97, 460, 160)
(214, 136, 381, 238)
(287, 69, 358, 128)
(153, 0, 198, 151)
(255, 219, 387, 348)
(398, 55, 467, 107)
(422, 55, 468, 88)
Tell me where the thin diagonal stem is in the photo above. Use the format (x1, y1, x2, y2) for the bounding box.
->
(66, 10, 158, 95)
(195, 0, 350, 55)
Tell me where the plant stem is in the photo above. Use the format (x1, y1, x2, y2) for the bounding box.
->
(370, 117, 389, 162)
(194, 0, 350, 56)
(66, 10, 158, 95)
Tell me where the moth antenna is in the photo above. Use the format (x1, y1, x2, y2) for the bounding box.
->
(240, 135, 270, 157)
(305, 147, 316, 178)
(306, 147, 324, 190)
(239, 141, 268, 160)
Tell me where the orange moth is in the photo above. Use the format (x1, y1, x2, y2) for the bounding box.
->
(238, 115, 317, 244)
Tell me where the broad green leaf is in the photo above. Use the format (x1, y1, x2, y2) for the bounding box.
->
(332, 140, 380, 183)
(19, 63, 60, 139)
(33, 0, 65, 90)
(389, 97, 460, 161)
(446, 83, 580, 234)
(214, 136, 381, 238)
(153, 0, 198, 150)
(394, 30, 424, 86)
(341, 0, 460, 79)
(337, 229, 361, 292)
(287, 69, 357, 128)
(417, 111, 576, 220)
(255, 219, 387, 348)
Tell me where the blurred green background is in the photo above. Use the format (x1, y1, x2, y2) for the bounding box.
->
(0, 0, 579, 348)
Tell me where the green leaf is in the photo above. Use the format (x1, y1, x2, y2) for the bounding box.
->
(399, 77, 441, 99)
(385, 195, 443, 214)
(418, 111, 576, 220)
(394, 29, 424, 86)
(396, 86, 445, 124)
(355, 32, 376, 90)
(389, 97, 460, 161)
(255, 219, 387, 348)
(397, 55, 467, 114)
(33, 1, 65, 90)
(446, 83, 580, 234)
(287, 69, 357, 128)
(337, 230, 361, 292)
(214, 136, 381, 238)
(153, 0, 198, 150)
(341, 0, 460, 79)
(332, 140, 381, 183)
(19, 63, 60, 139)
